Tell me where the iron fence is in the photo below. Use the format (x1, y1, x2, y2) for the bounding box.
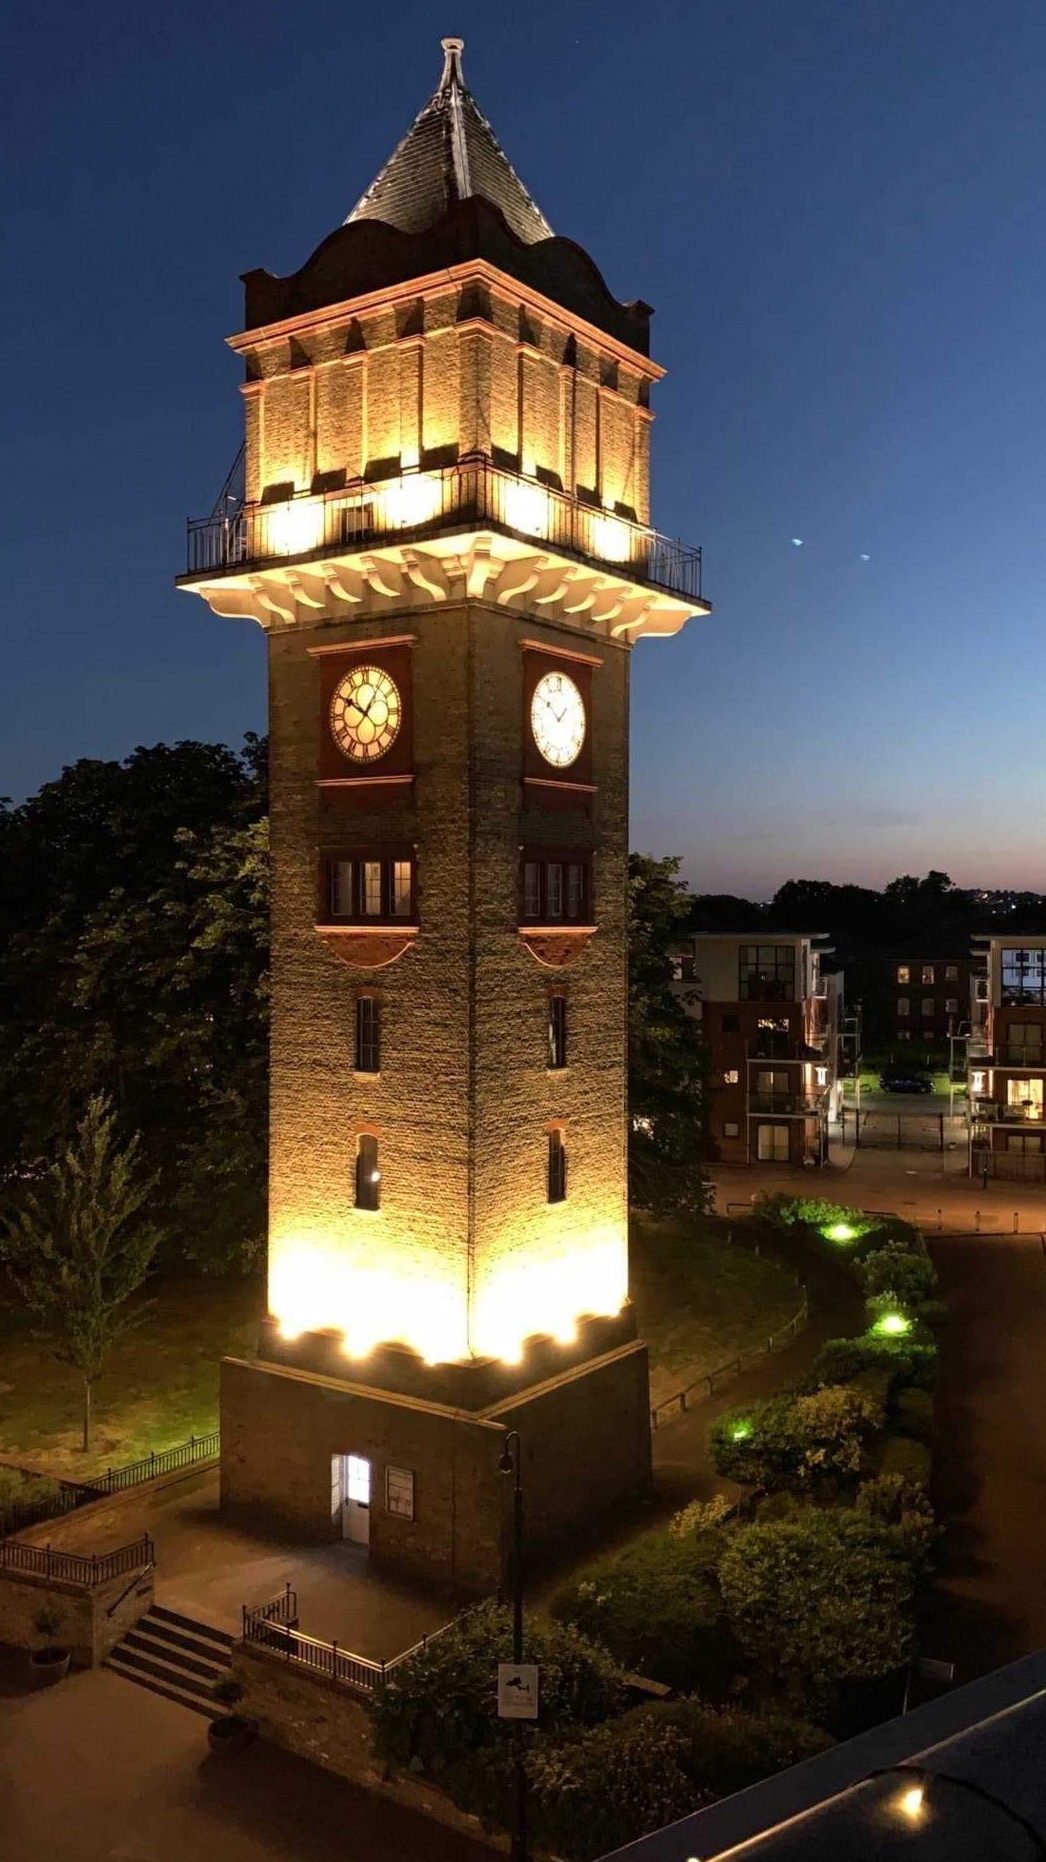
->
(185, 459, 703, 603)
(0, 1533, 154, 1588)
(650, 1286, 809, 1432)
(241, 1589, 473, 1698)
(0, 1431, 220, 1540)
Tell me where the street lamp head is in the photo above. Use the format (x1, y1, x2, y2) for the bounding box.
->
(498, 1447, 515, 1475)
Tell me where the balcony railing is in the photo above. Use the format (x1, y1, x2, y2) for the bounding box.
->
(995, 1046, 1046, 1068)
(972, 1102, 1044, 1125)
(748, 1094, 823, 1116)
(184, 459, 703, 603)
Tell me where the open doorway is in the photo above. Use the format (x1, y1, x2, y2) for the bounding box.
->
(331, 1453, 371, 1545)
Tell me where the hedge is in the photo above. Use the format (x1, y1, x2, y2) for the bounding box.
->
(710, 1384, 884, 1492)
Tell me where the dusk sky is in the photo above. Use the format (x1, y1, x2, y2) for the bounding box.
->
(4, 0, 1045, 897)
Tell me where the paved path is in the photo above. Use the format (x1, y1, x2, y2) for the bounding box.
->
(0, 1665, 490, 1862)
(921, 1231, 1046, 1682)
(712, 1158, 1046, 1236)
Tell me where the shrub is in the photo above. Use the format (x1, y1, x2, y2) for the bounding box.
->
(891, 1385, 934, 1439)
(875, 1433, 932, 1489)
(805, 1334, 938, 1394)
(369, 1602, 624, 1780)
(527, 1714, 707, 1862)
(718, 1511, 917, 1706)
(859, 1245, 937, 1306)
(641, 1699, 833, 1797)
(551, 1530, 740, 1696)
(670, 1492, 735, 1537)
(711, 1386, 883, 1492)
(752, 1194, 871, 1238)
(855, 1473, 939, 1572)
(211, 1675, 243, 1705)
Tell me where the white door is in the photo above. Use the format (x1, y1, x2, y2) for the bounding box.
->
(339, 1454, 371, 1546)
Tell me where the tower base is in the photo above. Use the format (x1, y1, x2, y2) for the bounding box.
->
(219, 1335, 652, 1597)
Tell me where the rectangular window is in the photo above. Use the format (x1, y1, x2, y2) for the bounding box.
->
(922, 998, 934, 1018)
(548, 994, 567, 1070)
(757, 1123, 790, 1161)
(724, 1068, 740, 1084)
(385, 1466, 415, 1520)
(897, 998, 910, 1017)
(331, 861, 355, 917)
(723, 1121, 740, 1138)
(1007, 1023, 1044, 1062)
(346, 1455, 370, 1505)
(722, 1014, 740, 1033)
(896, 965, 910, 985)
(566, 863, 585, 921)
(355, 996, 380, 1074)
(355, 1133, 380, 1209)
(548, 1129, 567, 1203)
(546, 863, 564, 919)
(520, 852, 590, 924)
(739, 945, 796, 1002)
(921, 965, 935, 985)
(1008, 1133, 1044, 1154)
(946, 965, 958, 982)
(363, 861, 382, 916)
(1007, 1078, 1044, 1120)
(754, 1016, 790, 1058)
(945, 998, 958, 1016)
(1001, 949, 1046, 1006)
(392, 861, 412, 917)
(524, 861, 542, 919)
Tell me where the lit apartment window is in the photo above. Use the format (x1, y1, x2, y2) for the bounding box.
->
(355, 1133, 380, 1210)
(945, 998, 958, 1016)
(1002, 949, 1046, 1006)
(757, 1124, 790, 1161)
(971, 1070, 986, 1096)
(896, 965, 910, 985)
(756, 1069, 791, 1106)
(723, 1121, 740, 1137)
(355, 996, 380, 1074)
(921, 998, 934, 1018)
(548, 994, 567, 1070)
(547, 1129, 567, 1202)
(897, 998, 910, 1018)
(945, 965, 958, 982)
(921, 965, 935, 985)
(724, 1068, 740, 1085)
(1007, 1078, 1044, 1121)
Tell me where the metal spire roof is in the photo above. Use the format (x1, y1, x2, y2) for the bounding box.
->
(345, 37, 554, 246)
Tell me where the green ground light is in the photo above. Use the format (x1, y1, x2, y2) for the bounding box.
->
(731, 1421, 753, 1441)
(874, 1312, 912, 1338)
(824, 1221, 858, 1244)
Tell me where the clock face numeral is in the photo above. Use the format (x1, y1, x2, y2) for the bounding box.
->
(330, 665, 402, 764)
(530, 670, 586, 769)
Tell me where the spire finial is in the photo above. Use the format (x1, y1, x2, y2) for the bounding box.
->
(439, 36, 465, 89)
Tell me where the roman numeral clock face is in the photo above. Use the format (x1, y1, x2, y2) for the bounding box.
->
(530, 670, 586, 768)
(329, 665, 402, 764)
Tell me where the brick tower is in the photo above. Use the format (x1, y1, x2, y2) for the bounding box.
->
(179, 39, 709, 1593)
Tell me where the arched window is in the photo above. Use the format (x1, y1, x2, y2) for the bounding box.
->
(355, 1133, 380, 1210)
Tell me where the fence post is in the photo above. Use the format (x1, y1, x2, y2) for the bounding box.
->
(1014, 1211, 1020, 1234)
(937, 1208, 943, 1232)
(939, 1115, 945, 1154)
(976, 1209, 981, 1233)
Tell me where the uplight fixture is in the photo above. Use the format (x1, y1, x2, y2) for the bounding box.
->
(875, 1312, 912, 1338)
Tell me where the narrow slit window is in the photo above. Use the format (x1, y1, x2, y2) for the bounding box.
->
(355, 997, 380, 1074)
(566, 863, 584, 921)
(548, 995, 567, 1069)
(524, 861, 541, 919)
(548, 1128, 567, 1203)
(355, 1133, 380, 1209)
(391, 860, 412, 917)
(363, 862, 383, 916)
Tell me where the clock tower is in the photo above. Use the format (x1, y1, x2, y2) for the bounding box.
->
(179, 39, 709, 1593)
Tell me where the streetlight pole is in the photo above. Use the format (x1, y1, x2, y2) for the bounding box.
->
(498, 1429, 526, 1862)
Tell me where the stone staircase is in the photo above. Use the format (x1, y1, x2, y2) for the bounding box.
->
(104, 1603, 233, 1717)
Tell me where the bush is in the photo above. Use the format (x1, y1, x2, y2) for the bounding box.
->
(526, 1715, 707, 1862)
(875, 1434, 932, 1490)
(805, 1334, 938, 1394)
(892, 1385, 934, 1439)
(369, 1602, 624, 1780)
(855, 1473, 939, 1572)
(859, 1245, 937, 1306)
(551, 1530, 740, 1695)
(752, 1194, 871, 1237)
(641, 1699, 833, 1797)
(669, 1492, 735, 1537)
(710, 1386, 883, 1492)
(718, 1511, 917, 1706)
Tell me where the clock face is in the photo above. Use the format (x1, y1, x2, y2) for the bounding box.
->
(530, 670, 586, 769)
(329, 665, 402, 764)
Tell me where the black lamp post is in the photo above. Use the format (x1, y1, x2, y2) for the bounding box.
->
(498, 1428, 527, 1862)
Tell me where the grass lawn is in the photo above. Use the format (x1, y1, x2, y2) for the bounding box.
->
(631, 1213, 802, 1408)
(0, 1273, 263, 1481)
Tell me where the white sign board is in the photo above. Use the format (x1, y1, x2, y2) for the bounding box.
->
(497, 1662, 539, 1720)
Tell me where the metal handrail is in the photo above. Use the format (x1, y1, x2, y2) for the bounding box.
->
(241, 1594, 475, 1698)
(0, 1533, 154, 1588)
(0, 1431, 221, 1540)
(185, 458, 703, 603)
(650, 1287, 810, 1431)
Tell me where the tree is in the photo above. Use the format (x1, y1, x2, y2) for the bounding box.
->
(628, 854, 712, 1217)
(1, 1095, 160, 1450)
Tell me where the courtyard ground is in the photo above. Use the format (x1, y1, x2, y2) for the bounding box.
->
(0, 1663, 492, 1862)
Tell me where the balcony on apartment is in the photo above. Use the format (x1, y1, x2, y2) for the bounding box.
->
(180, 457, 704, 607)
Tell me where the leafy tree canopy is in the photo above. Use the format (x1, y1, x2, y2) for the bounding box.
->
(628, 854, 712, 1220)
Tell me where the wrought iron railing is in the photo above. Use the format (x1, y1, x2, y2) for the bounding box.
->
(185, 459, 703, 603)
(241, 1589, 472, 1697)
(0, 1432, 220, 1539)
(0, 1533, 154, 1588)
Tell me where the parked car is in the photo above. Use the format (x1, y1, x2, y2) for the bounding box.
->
(880, 1070, 934, 1095)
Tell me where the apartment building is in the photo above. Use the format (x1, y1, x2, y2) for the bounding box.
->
(969, 937, 1046, 1179)
(675, 934, 842, 1166)
(849, 952, 976, 1052)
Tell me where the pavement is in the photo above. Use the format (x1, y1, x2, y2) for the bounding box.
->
(0, 1664, 490, 1862)
(712, 1154, 1046, 1236)
(921, 1230, 1046, 1682)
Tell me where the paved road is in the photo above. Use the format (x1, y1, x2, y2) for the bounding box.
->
(922, 1232, 1046, 1682)
(712, 1158, 1046, 1235)
(0, 1666, 491, 1862)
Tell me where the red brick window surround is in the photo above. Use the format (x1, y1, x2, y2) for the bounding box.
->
(355, 1132, 380, 1210)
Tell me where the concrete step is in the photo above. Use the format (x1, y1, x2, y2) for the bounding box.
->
(104, 1649, 219, 1719)
(122, 1628, 227, 1683)
(132, 1613, 232, 1669)
(106, 1642, 218, 1702)
(148, 1602, 234, 1650)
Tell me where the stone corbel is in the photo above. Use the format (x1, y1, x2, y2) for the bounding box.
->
(199, 584, 267, 623)
(317, 562, 364, 604)
(588, 586, 628, 623)
(360, 555, 405, 600)
(283, 571, 327, 611)
(465, 536, 497, 599)
(493, 555, 547, 604)
(610, 597, 654, 636)
(560, 577, 606, 615)
(249, 576, 297, 624)
(531, 566, 571, 606)
(400, 549, 450, 600)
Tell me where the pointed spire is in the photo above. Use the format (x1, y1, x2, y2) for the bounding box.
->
(345, 37, 553, 246)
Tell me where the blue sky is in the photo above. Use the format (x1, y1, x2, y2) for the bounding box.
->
(4, 0, 1045, 894)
